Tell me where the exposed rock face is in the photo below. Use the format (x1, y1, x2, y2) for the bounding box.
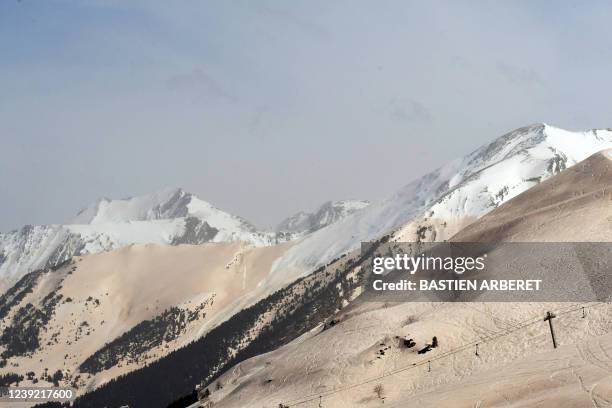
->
(171, 217, 219, 245)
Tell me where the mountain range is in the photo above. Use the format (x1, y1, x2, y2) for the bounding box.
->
(266, 123, 612, 288)
(0, 189, 369, 292)
(2, 123, 612, 408)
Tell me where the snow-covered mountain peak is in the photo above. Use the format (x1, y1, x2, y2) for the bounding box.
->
(464, 123, 612, 173)
(426, 123, 612, 218)
(1, 188, 284, 289)
(267, 124, 612, 287)
(71, 187, 192, 225)
(70, 187, 263, 234)
(276, 199, 370, 235)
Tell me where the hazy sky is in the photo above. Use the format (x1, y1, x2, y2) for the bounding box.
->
(2, 0, 612, 231)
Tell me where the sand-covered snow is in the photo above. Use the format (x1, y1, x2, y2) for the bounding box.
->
(198, 149, 612, 408)
(0, 240, 293, 394)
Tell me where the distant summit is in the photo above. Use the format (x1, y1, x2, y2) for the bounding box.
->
(0, 189, 368, 290)
(276, 200, 370, 235)
(0, 188, 279, 290)
(70, 187, 262, 240)
(71, 187, 192, 224)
